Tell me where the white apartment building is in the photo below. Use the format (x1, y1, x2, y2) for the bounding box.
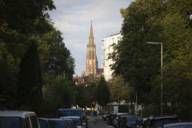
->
(102, 33, 122, 81)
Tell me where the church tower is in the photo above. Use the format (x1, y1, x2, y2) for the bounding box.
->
(85, 21, 97, 76)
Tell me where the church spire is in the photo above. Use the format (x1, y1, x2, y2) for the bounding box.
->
(89, 21, 94, 39)
(88, 21, 94, 45)
(85, 21, 97, 76)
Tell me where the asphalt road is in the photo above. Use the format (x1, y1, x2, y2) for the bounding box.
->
(88, 116, 114, 128)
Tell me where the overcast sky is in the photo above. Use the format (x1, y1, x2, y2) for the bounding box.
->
(49, 0, 132, 75)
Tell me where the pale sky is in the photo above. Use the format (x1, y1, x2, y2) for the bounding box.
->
(49, 0, 132, 75)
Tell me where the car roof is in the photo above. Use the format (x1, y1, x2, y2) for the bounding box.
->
(39, 118, 65, 122)
(60, 118, 72, 121)
(164, 122, 192, 127)
(57, 108, 81, 111)
(117, 113, 129, 115)
(45, 118, 64, 121)
(60, 116, 80, 119)
(152, 116, 177, 120)
(0, 111, 36, 118)
(120, 114, 137, 117)
(39, 118, 49, 121)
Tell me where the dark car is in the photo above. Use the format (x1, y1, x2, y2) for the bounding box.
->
(163, 122, 192, 128)
(48, 118, 73, 128)
(117, 115, 142, 128)
(106, 113, 117, 125)
(39, 118, 74, 128)
(112, 113, 129, 128)
(60, 116, 81, 128)
(0, 111, 40, 128)
(39, 118, 50, 128)
(57, 108, 87, 128)
(143, 116, 178, 128)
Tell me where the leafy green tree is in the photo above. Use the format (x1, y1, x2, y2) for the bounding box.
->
(109, 75, 133, 102)
(96, 77, 110, 106)
(43, 75, 75, 110)
(43, 30, 74, 79)
(160, 9, 192, 120)
(112, 0, 192, 119)
(75, 82, 97, 108)
(0, 0, 75, 112)
(17, 42, 42, 111)
(112, 0, 162, 105)
(0, 52, 17, 109)
(0, 0, 55, 34)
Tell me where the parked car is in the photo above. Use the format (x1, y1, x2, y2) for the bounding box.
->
(39, 118, 50, 128)
(163, 122, 192, 128)
(60, 116, 81, 128)
(102, 114, 108, 121)
(57, 108, 87, 128)
(0, 111, 40, 128)
(46, 118, 73, 128)
(143, 116, 178, 128)
(112, 113, 129, 128)
(115, 114, 142, 128)
(106, 113, 117, 125)
(126, 115, 142, 128)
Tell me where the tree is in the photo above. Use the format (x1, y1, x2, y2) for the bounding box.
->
(0, 0, 55, 34)
(112, 0, 192, 119)
(109, 75, 133, 102)
(112, 0, 162, 105)
(75, 82, 97, 108)
(0, 0, 75, 112)
(0, 51, 17, 109)
(42, 30, 74, 80)
(96, 77, 110, 106)
(17, 42, 42, 111)
(43, 75, 75, 111)
(0, 0, 55, 109)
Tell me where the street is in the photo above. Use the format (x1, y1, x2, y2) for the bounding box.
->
(1, 0, 192, 124)
(88, 116, 113, 128)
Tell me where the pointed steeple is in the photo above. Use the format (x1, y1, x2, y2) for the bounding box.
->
(89, 21, 94, 38)
(88, 21, 94, 45)
(85, 21, 97, 76)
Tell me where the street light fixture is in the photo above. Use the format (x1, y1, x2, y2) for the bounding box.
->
(189, 14, 192, 20)
(146, 41, 163, 115)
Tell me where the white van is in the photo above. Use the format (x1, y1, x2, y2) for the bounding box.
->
(0, 111, 40, 128)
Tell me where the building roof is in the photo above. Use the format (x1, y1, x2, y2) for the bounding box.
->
(109, 32, 121, 37)
(103, 32, 121, 39)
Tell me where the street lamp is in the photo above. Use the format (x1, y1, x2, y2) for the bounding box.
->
(189, 14, 192, 20)
(146, 41, 163, 115)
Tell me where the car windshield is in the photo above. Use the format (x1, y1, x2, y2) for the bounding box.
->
(0, 117, 22, 128)
(127, 116, 137, 123)
(58, 109, 83, 117)
(49, 120, 66, 128)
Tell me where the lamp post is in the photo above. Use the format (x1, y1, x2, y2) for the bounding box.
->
(146, 41, 163, 115)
